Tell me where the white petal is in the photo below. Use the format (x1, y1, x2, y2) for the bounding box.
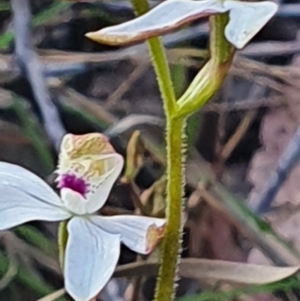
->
(91, 215, 166, 254)
(0, 162, 70, 230)
(60, 188, 87, 215)
(84, 154, 124, 214)
(65, 217, 121, 301)
(225, 1, 278, 49)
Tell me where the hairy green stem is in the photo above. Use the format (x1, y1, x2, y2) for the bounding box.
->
(155, 117, 185, 301)
(147, 37, 177, 115)
(130, 0, 177, 116)
(130, 2, 183, 301)
(129, 3, 234, 301)
(210, 13, 233, 64)
(154, 14, 234, 301)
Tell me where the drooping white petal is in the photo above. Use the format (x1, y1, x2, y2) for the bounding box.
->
(65, 217, 121, 301)
(85, 0, 227, 45)
(0, 162, 70, 230)
(91, 215, 166, 254)
(224, 1, 278, 49)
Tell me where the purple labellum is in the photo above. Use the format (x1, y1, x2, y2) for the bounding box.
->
(58, 174, 88, 197)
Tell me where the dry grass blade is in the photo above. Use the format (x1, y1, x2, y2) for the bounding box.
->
(235, 57, 300, 89)
(0, 245, 18, 291)
(213, 110, 257, 178)
(114, 258, 299, 285)
(221, 110, 257, 161)
(7, 233, 60, 275)
(11, 0, 66, 150)
(243, 40, 300, 57)
(203, 96, 284, 112)
(35, 288, 65, 301)
(105, 114, 163, 137)
(57, 86, 117, 125)
(198, 182, 300, 265)
(106, 64, 148, 109)
(0, 260, 17, 290)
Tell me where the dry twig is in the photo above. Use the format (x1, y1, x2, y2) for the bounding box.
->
(11, 0, 66, 151)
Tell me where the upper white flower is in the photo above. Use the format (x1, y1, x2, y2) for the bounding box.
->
(85, 0, 278, 50)
(0, 133, 165, 301)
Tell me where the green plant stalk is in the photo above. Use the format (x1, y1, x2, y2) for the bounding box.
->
(58, 220, 69, 269)
(127, 4, 234, 301)
(154, 14, 234, 301)
(130, 1, 184, 301)
(177, 14, 234, 118)
(210, 13, 233, 64)
(130, 0, 177, 116)
(147, 37, 177, 115)
(155, 116, 185, 301)
(170, 64, 186, 98)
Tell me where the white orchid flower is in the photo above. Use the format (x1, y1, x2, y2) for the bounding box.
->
(0, 133, 165, 301)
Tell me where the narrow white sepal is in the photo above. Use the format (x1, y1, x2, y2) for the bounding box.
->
(65, 217, 121, 301)
(0, 162, 70, 230)
(224, 1, 278, 49)
(91, 215, 166, 254)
